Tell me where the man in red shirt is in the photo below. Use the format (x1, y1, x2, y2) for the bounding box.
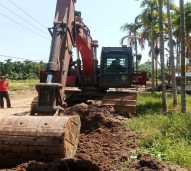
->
(0, 75, 11, 108)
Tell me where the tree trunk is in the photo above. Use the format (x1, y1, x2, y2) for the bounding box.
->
(151, 40, 156, 90)
(167, 0, 178, 107)
(155, 56, 158, 86)
(176, 41, 181, 72)
(150, 7, 156, 90)
(135, 31, 138, 72)
(180, 0, 186, 113)
(159, 0, 167, 112)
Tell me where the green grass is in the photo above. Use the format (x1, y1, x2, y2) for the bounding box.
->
(124, 92, 191, 169)
(9, 79, 38, 91)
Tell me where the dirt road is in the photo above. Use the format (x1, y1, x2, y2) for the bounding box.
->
(0, 90, 36, 116)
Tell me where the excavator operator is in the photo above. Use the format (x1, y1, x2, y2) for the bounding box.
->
(108, 58, 126, 72)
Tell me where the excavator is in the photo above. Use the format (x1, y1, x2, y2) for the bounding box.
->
(0, 0, 146, 166)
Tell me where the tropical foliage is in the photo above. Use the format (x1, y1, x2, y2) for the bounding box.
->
(0, 59, 46, 80)
(121, 0, 191, 112)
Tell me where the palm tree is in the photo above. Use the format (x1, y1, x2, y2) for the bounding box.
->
(158, 0, 167, 112)
(180, 0, 186, 113)
(184, 2, 191, 59)
(121, 20, 141, 71)
(141, 0, 158, 90)
(126, 0, 158, 90)
(172, 2, 191, 72)
(167, 0, 178, 107)
(135, 0, 170, 90)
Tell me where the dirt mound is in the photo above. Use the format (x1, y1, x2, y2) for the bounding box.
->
(16, 159, 100, 171)
(64, 103, 119, 133)
(65, 103, 137, 170)
(76, 126, 137, 171)
(131, 155, 189, 171)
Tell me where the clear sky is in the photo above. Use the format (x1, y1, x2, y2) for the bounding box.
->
(0, 0, 143, 62)
(0, 0, 186, 63)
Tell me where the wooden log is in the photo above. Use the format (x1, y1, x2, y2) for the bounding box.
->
(0, 115, 81, 167)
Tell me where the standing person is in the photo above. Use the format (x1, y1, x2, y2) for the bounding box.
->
(0, 75, 11, 108)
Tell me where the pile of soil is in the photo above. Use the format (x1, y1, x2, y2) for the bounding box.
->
(64, 103, 120, 132)
(76, 123, 137, 170)
(130, 155, 188, 171)
(66, 103, 138, 170)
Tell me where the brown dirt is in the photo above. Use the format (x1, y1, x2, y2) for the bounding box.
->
(64, 103, 120, 132)
(0, 90, 35, 115)
(15, 160, 100, 171)
(130, 155, 189, 171)
(66, 103, 137, 170)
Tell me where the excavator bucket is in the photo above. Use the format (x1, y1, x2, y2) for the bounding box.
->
(0, 114, 81, 167)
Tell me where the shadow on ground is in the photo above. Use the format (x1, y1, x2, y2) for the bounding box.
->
(137, 102, 162, 115)
(16, 159, 100, 171)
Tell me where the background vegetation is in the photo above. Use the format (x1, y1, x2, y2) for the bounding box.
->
(0, 59, 45, 80)
(9, 79, 38, 91)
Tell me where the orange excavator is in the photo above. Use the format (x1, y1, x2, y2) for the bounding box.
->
(0, 0, 146, 166)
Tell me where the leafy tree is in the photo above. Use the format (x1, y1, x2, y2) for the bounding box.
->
(0, 60, 46, 80)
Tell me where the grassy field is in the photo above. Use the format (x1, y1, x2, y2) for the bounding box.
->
(125, 92, 191, 169)
(9, 79, 38, 91)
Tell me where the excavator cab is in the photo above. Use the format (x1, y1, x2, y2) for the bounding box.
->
(99, 47, 134, 88)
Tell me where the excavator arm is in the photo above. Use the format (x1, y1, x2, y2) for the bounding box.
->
(34, 0, 98, 114)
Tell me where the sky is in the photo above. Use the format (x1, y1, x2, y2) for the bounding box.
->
(0, 0, 188, 63)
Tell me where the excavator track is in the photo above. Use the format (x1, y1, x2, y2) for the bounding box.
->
(102, 91, 137, 115)
(0, 114, 80, 167)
